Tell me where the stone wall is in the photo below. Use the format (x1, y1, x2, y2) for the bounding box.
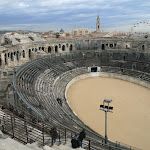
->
(0, 36, 150, 105)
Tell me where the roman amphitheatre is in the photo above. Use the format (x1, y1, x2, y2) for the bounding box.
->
(0, 31, 150, 150)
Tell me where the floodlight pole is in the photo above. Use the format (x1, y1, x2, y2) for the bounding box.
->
(100, 99, 113, 144)
(104, 109, 108, 144)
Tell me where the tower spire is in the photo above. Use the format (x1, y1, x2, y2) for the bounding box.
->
(96, 12, 100, 32)
(97, 12, 99, 19)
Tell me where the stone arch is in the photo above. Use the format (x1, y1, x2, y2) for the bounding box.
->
(55, 45, 58, 53)
(48, 46, 51, 53)
(42, 47, 45, 51)
(70, 44, 73, 51)
(136, 54, 140, 60)
(4, 53, 7, 65)
(10, 52, 13, 61)
(23, 50, 25, 58)
(16, 51, 19, 61)
(66, 43, 69, 47)
(32, 48, 34, 51)
(142, 45, 145, 50)
(102, 44, 105, 50)
(77, 44, 81, 50)
(62, 45, 65, 51)
(132, 63, 136, 69)
(123, 54, 128, 61)
(94, 43, 98, 50)
(59, 44, 61, 48)
(110, 44, 113, 48)
(8, 53, 10, 58)
(35, 48, 37, 52)
(29, 49, 31, 58)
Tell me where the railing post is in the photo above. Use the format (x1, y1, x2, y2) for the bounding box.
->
(88, 140, 91, 150)
(51, 137, 53, 146)
(2, 116, 5, 132)
(42, 123, 44, 146)
(59, 129, 61, 145)
(71, 132, 72, 139)
(25, 119, 28, 143)
(65, 129, 66, 144)
(11, 115, 14, 138)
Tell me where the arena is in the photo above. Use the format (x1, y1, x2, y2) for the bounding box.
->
(0, 34, 150, 149)
(67, 76, 150, 150)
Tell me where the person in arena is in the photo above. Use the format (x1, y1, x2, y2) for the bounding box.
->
(50, 126, 58, 144)
(71, 133, 80, 148)
(78, 129, 86, 148)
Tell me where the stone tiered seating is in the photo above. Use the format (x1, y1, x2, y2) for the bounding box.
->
(13, 51, 149, 150)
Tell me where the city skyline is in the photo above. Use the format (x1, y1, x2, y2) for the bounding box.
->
(0, 0, 150, 32)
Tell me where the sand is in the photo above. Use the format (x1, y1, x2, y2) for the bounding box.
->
(67, 77, 150, 150)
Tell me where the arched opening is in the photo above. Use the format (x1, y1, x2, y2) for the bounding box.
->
(0, 56, 1, 66)
(35, 48, 37, 52)
(110, 44, 113, 48)
(11, 52, 13, 61)
(102, 44, 105, 50)
(136, 54, 140, 60)
(23, 50, 25, 58)
(48, 46, 51, 53)
(123, 54, 127, 61)
(5, 53, 7, 65)
(94, 43, 98, 50)
(8, 53, 10, 57)
(55, 46, 58, 53)
(39, 47, 41, 50)
(42, 47, 45, 51)
(16, 51, 19, 61)
(132, 64, 136, 69)
(66, 43, 68, 47)
(32, 48, 34, 51)
(142, 45, 145, 50)
(70, 45, 73, 51)
(62, 45, 65, 51)
(29, 49, 31, 58)
(77, 44, 81, 50)
(98, 25, 99, 29)
(59, 44, 61, 48)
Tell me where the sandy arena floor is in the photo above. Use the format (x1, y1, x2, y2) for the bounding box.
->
(67, 77, 150, 150)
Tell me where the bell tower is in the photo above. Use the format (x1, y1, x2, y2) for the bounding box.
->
(96, 12, 100, 32)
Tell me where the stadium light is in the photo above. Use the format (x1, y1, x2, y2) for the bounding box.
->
(100, 99, 113, 144)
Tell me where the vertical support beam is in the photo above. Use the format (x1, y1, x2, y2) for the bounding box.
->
(2, 116, 5, 132)
(105, 110, 108, 144)
(11, 115, 14, 138)
(25, 119, 28, 143)
(42, 123, 44, 146)
(58, 129, 61, 145)
(65, 129, 66, 144)
(88, 140, 91, 150)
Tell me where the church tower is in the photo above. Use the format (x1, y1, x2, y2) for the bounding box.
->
(96, 12, 100, 32)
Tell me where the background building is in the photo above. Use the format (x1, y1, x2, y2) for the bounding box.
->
(72, 27, 90, 36)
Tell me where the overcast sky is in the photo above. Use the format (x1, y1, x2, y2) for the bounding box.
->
(0, 0, 150, 32)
